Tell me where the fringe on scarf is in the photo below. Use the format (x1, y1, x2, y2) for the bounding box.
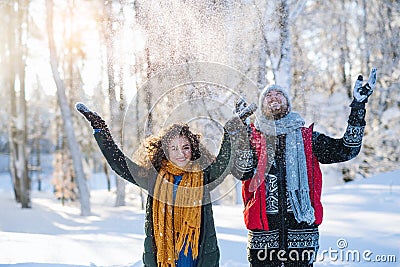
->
(152, 161, 203, 267)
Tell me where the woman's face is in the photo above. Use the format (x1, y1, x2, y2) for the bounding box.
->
(167, 135, 192, 167)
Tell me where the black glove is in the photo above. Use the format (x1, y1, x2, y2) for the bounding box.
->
(225, 107, 257, 180)
(234, 96, 257, 125)
(227, 96, 257, 142)
(351, 68, 377, 107)
(75, 103, 108, 130)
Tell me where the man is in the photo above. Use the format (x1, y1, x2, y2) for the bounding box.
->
(238, 68, 377, 267)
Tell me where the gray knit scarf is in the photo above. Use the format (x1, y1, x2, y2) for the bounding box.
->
(257, 111, 315, 224)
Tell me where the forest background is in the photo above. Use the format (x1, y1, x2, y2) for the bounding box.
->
(0, 0, 399, 215)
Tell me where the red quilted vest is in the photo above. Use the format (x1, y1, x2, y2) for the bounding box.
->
(242, 124, 323, 231)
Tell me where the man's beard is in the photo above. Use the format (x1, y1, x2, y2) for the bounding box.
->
(264, 105, 289, 120)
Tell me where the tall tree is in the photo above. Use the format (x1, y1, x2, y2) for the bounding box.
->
(338, 0, 352, 97)
(6, 0, 31, 208)
(103, 0, 126, 206)
(46, 0, 90, 216)
(259, 0, 292, 92)
(360, 0, 371, 75)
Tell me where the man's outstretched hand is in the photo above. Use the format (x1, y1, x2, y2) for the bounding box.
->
(353, 67, 377, 103)
(75, 102, 107, 130)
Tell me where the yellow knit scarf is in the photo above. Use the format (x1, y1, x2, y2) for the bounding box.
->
(152, 160, 204, 267)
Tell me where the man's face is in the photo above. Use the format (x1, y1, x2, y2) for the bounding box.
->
(262, 90, 289, 119)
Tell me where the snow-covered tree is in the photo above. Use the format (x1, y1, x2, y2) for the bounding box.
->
(46, 0, 90, 215)
(4, 0, 31, 208)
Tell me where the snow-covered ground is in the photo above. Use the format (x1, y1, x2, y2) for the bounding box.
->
(0, 170, 399, 267)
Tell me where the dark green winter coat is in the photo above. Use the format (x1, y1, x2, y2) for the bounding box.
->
(94, 129, 253, 267)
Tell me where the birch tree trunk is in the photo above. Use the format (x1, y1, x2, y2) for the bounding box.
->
(254, 1, 268, 91)
(145, 47, 153, 137)
(260, 0, 292, 92)
(46, 0, 91, 216)
(273, 0, 291, 90)
(360, 0, 370, 75)
(133, 55, 146, 210)
(32, 106, 42, 191)
(17, 17, 30, 208)
(7, 0, 31, 208)
(339, 0, 352, 98)
(6, 1, 21, 203)
(104, 0, 126, 206)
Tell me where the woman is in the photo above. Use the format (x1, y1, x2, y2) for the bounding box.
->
(76, 103, 255, 267)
